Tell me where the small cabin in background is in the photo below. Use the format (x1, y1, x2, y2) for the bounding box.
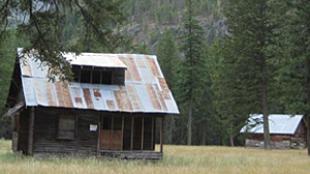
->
(240, 114, 306, 149)
(4, 49, 179, 159)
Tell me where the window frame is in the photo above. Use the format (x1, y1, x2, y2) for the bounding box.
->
(57, 115, 76, 140)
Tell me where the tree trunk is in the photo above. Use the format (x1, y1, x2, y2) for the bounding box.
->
(306, 58, 310, 155)
(260, 57, 271, 149)
(229, 134, 235, 147)
(307, 117, 310, 156)
(187, 99, 193, 145)
(201, 122, 207, 145)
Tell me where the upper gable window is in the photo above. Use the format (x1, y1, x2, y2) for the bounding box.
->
(72, 65, 125, 85)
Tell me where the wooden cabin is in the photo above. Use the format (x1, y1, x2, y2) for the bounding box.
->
(240, 114, 306, 149)
(4, 49, 179, 159)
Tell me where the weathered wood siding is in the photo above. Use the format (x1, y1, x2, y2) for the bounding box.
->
(21, 107, 160, 155)
(245, 121, 306, 149)
(17, 109, 30, 154)
(33, 108, 98, 154)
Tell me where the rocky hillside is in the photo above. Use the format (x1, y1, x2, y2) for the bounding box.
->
(122, 0, 227, 53)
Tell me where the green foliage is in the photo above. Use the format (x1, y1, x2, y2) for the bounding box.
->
(0, 30, 21, 139)
(156, 30, 180, 144)
(1, 0, 126, 81)
(177, 0, 208, 145)
(157, 30, 179, 90)
(274, 0, 310, 116)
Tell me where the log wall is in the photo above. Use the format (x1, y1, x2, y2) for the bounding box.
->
(245, 121, 307, 149)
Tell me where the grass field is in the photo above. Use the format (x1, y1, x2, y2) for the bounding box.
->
(0, 140, 310, 174)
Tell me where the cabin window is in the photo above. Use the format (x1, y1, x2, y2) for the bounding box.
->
(72, 65, 125, 85)
(57, 115, 76, 140)
(72, 66, 81, 82)
(92, 70, 101, 84)
(80, 69, 91, 83)
(101, 71, 112, 84)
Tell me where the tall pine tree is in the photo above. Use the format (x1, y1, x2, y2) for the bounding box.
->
(224, 0, 276, 149)
(178, 0, 206, 145)
(157, 30, 179, 144)
(274, 0, 310, 155)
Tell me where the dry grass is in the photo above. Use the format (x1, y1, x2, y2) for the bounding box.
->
(0, 139, 309, 174)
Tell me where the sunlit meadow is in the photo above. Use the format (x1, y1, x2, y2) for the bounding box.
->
(0, 139, 309, 174)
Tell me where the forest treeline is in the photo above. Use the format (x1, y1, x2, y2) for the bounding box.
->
(0, 0, 309, 153)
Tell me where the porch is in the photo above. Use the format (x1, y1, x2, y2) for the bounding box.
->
(100, 150, 163, 160)
(96, 114, 165, 160)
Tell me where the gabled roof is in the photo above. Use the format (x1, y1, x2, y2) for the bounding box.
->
(18, 49, 179, 114)
(240, 114, 303, 135)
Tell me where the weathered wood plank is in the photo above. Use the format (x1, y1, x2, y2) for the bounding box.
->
(160, 117, 164, 153)
(97, 115, 101, 156)
(100, 150, 162, 160)
(130, 117, 134, 150)
(141, 117, 144, 150)
(27, 107, 35, 155)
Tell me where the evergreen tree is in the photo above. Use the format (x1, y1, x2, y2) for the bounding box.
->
(224, 0, 276, 149)
(274, 0, 310, 155)
(157, 30, 179, 144)
(178, 0, 206, 145)
(208, 38, 257, 146)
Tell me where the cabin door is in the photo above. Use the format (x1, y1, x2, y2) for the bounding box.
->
(100, 117, 123, 150)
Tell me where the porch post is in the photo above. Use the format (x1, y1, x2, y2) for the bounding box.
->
(141, 117, 144, 150)
(27, 107, 35, 155)
(96, 115, 101, 156)
(130, 117, 134, 150)
(151, 117, 154, 150)
(121, 116, 124, 150)
(12, 113, 20, 152)
(160, 117, 164, 153)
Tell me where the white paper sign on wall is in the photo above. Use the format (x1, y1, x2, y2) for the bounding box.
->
(90, 124, 98, 131)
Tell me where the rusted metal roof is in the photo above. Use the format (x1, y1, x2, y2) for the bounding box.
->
(19, 50, 179, 114)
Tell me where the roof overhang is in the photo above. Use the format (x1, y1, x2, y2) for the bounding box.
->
(65, 53, 128, 69)
(3, 101, 25, 117)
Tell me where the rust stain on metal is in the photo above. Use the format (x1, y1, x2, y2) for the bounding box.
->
(153, 84, 167, 111)
(47, 82, 57, 106)
(83, 88, 94, 109)
(75, 97, 83, 104)
(114, 86, 133, 111)
(106, 100, 115, 110)
(146, 84, 161, 110)
(62, 84, 73, 108)
(93, 88, 101, 100)
(55, 82, 65, 106)
(119, 56, 141, 81)
(55, 82, 73, 108)
(147, 57, 160, 77)
(126, 85, 143, 110)
(158, 78, 170, 100)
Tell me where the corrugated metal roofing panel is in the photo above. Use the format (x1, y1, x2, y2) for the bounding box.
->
(22, 77, 37, 106)
(64, 53, 127, 69)
(18, 51, 179, 114)
(240, 114, 303, 135)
